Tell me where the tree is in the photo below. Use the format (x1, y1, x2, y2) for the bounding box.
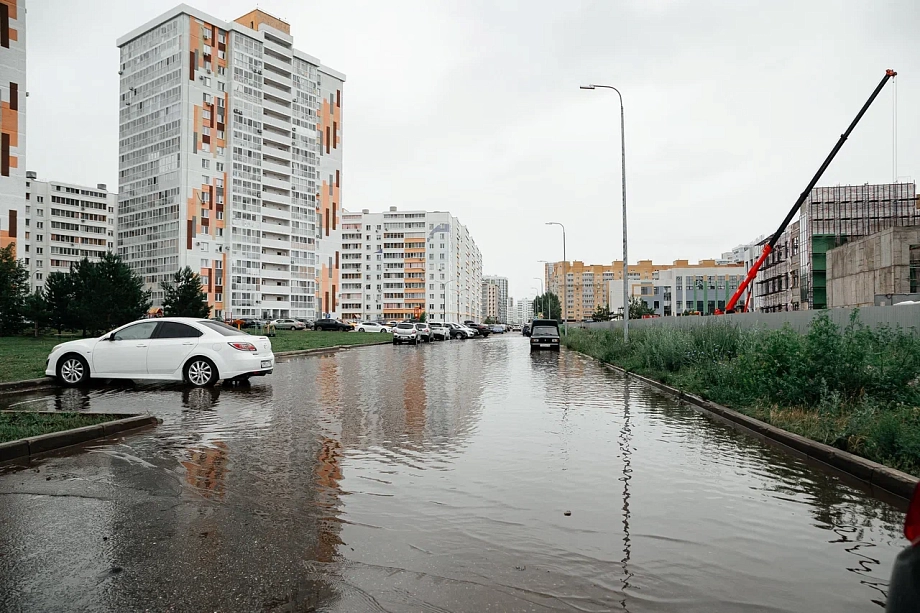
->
(418, 310, 427, 323)
(629, 296, 655, 319)
(484, 316, 497, 324)
(532, 292, 561, 320)
(161, 266, 210, 318)
(0, 243, 28, 335)
(73, 253, 150, 334)
(592, 304, 612, 322)
(24, 289, 51, 337)
(43, 271, 77, 334)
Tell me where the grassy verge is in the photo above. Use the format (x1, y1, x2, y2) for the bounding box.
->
(0, 412, 114, 443)
(0, 330, 390, 384)
(266, 329, 391, 353)
(565, 312, 920, 477)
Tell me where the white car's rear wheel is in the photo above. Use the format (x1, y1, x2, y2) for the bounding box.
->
(57, 354, 90, 386)
(185, 357, 218, 387)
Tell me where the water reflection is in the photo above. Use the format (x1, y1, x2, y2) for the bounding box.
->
(620, 380, 634, 612)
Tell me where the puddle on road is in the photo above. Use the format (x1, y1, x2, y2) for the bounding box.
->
(0, 336, 907, 612)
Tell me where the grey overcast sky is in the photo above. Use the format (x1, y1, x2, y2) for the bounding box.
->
(27, 0, 920, 301)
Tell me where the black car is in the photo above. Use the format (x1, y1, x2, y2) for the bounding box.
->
(463, 321, 491, 337)
(886, 482, 920, 612)
(529, 319, 560, 352)
(313, 318, 353, 331)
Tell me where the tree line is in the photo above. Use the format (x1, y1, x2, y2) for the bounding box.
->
(0, 244, 210, 336)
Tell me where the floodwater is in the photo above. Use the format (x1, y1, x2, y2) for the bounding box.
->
(0, 335, 908, 612)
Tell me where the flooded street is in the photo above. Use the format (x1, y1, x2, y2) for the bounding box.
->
(0, 335, 908, 612)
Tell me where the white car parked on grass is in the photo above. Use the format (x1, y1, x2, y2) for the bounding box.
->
(356, 322, 391, 333)
(45, 317, 275, 387)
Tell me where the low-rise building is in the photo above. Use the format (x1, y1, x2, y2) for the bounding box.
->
(826, 226, 920, 307)
(23, 172, 118, 293)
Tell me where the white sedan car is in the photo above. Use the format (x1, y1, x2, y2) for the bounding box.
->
(356, 321, 391, 333)
(45, 317, 275, 387)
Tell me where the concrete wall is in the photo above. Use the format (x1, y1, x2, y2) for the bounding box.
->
(827, 226, 920, 308)
(576, 303, 920, 334)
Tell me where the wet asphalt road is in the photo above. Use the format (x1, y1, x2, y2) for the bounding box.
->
(0, 334, 909, 612)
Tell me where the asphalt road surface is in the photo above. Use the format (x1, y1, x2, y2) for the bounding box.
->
(0, 334, 908, 612)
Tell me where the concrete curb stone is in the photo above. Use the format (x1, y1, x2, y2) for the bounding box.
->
(0, 377, 55, 394)
(1, 414, 158, 463)
(582, 352, 919, 500)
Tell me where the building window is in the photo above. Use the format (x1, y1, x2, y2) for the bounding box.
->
(202, 159, 210, 169)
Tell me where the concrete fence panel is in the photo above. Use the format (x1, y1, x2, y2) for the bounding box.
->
(576, 304, 920, 334)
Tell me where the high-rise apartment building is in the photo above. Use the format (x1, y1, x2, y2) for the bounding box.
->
(0, 0, 26, 256)
(22, 172, 117, 292)
(117, 6, 344, 321)
(339, 207, 482, 323)
(512, 296, 534, 325)
(751, 182, 919, 312)
(481, 275, 508, 322)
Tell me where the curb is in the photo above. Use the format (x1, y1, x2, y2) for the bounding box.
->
(0, 414, 159, 463)
(0, 377, 55, 394)
(573, 351, 919, 500)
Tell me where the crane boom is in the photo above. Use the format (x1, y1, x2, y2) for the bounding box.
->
(725, 69, 897, 313)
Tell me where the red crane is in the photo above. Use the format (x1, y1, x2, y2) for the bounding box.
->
(723, 69, 897, 314)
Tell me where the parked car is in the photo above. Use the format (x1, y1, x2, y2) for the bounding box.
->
(886, 482, 920, 612)
(428, 322, 450, 341)
(294, 317, 315, 329)
(463, 321, 491, 337)
(522, 323, 531, 337)
(444, 323, 471, 339)
(392, 323, 420, 345)
(529, 319, 561, 352)
(314, 318, 354, 331)
(414, 323, 432, 342)
(271, 318, 306, 331)
(356, 321, 390, 333)
(512, 324, 522, 332)
(489, 324, 505, 334)
(46, 318, 275, 388)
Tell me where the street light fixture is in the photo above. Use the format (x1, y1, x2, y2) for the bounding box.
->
(580, 83, 629, 342)
(545, 222, 567, 336)
(533, 276, 545, 319)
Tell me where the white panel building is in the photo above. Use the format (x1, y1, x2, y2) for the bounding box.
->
(340, 207, 482, 323)
(0, 0, 26, 257)
(22, 172, 117, 292)
(481, 275, 508, 322)
(116, 5, 343, 321)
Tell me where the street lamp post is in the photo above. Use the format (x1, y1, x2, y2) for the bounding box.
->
(533, 276, 544, 318)
(442, 278, 455, 323)
(580, 83, 629, 342)
(546, 222, 567, 336)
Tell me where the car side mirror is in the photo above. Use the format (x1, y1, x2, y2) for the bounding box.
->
(107, 332, 117, 341)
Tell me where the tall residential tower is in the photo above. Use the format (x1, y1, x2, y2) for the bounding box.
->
(117, 5, 344, 320)
(0, 0, 26, 256)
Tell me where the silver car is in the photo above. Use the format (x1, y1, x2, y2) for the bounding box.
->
(428, 322, 450, 341)
(392, 323, 420, 345)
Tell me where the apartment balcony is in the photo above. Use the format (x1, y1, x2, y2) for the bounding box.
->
(262, 155, 291, 176)
(263, 97, 292, 118)
(262, 237, 291, 251)
(263, 36, 292, 61)
(263, 72, 293, 94)
(260, 252, 290, 265)
(262, 205, 291, 222)
(262, 141, 291, 160)
(261, 220, 291, 236)
(260, 298, 291, 310)
(262, 174, 292, 193)
(262, 130, 292, 152)
(262, 112, 292, 135)
(261, 189, 291, 207)
(260, 267, 290, 281)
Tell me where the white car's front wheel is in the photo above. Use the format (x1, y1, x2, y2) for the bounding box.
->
(57, 354, 90, 386)
(185, 357, 218, 387)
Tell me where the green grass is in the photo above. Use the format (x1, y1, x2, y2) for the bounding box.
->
(564, 312, 920, 477)
(0, 412, 115, 443)
(0, 335, 72, 383)
(264, 329, 391, 353)
(0, 330, 389, 384)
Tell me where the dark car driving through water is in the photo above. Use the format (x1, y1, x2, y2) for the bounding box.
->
(529, 319, 560, 352)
